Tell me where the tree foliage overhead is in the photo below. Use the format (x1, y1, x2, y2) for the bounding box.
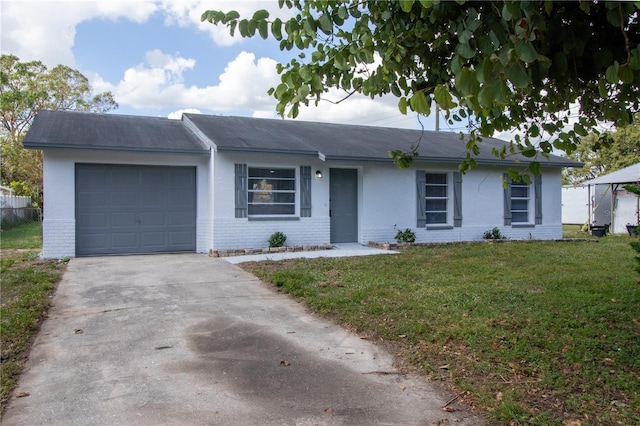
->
(203, 0, 639, 172)
(564, 113, 640, 184)
(0, 54, 118, 205)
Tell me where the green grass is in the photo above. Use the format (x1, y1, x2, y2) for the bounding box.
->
(0, 221, 42, 249)
(242, 232, 640, 425)
(0, 222, 66, 415)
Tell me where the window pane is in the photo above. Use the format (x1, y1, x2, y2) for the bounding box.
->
(249, 168, 295, 179)
(426, 199, 447, 211)
(426, 185, 447, 197)
(249, 178, 295, 191)
(249, 204, 295, 215)
(512, 212, 528, 223)
(247, 167, 296, 216)
(511, 185, 529, 198)
(426, 173, 447, 184)
(512, 199, 528, 211)
(426, 212, 447, 224)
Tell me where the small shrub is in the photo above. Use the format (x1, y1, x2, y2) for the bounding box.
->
(395, 228, 416, 243)
(483, 227, 506, 240)
(268, 231, 287, 248)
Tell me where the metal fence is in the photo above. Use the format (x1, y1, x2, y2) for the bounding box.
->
(0, 208, 42, 230)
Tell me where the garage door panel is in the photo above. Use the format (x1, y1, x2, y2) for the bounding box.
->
(169, 190, 195, 206)
(111, 192, 138, 207)
(111, 233, 138, 249)
(110, 212, 137, 227)
(76, 164, 196, 256)
(110, 170, 139, 187)
(77, 212, 108, 228)
(140, 211, 166, 226)
(77, 192, 108, 207)
(140, 232, 166, 247)
(169, 170, 196, 187)
(170, 211, 195, 226)
(169, 231, 195, 245)
(139, 191, 165, 206)
(78, 233, 108, 250)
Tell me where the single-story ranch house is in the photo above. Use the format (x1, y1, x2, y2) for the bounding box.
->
(24, 110, 579, 258)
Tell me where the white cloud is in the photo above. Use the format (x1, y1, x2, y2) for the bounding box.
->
(0, 0, 289, 67)
(167, 108, 202, 119)
(96, 50, 280, 112)
(1, 0, 159, 67)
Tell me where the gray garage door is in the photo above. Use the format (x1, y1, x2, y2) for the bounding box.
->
(75, 164, 196, 256)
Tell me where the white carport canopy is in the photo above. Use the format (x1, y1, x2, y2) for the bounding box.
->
(581, 163, 640, 231)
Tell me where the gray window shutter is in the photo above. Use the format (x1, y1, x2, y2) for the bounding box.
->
(453, 172, 462, 227)
(300, 166, 312, 217)
(235, 163, 248, 218)
(503, 173, 512, 226)
(416, 170, 426, 227)
(534, 174, 542, 225)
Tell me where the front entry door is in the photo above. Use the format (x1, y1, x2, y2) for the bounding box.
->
(330, 168, 358, 243)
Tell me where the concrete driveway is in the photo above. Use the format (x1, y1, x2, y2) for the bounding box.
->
(3, 254, 483, 425)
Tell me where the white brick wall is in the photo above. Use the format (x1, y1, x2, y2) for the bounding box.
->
(213, 217, 330, 250)
(42, 219, 75, 258)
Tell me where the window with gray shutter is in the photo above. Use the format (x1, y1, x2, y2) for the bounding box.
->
(235, 164, 248, 218)
(534, 174, 542, 225)
(453, 172, 462, 227)
(416, 170, 426, 227)
(300, 166, 311, 217)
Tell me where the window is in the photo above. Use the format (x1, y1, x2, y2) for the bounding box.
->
(510, 181, 530, 223)
(248, 167, 295, 215)
(504, 174, 542, 226)
(425, 173, 448, 224)
(416, 171, 462, 228)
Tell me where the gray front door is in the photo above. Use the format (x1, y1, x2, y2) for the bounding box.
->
(330, 168, 358, 243)
(75, 164, 196, 256)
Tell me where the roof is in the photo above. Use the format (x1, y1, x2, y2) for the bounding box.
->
(23, 110, 580, 167)
(582, 162, 640, 185)
(183, 113, 578, 167)
(23, 110, 209, 155)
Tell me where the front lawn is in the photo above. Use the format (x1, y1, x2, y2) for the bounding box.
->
(0, 221, 66, 415)
(241, 233, 640, 425)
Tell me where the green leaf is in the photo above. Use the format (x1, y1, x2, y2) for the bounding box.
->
(238, 19, 249, 37)
(457, 67, 479, 95)
(258, 20, 268, 39)
(398, 97, 408, 115)
(409, 91, 431, 115)
(456, 42, 476, 59)
(521, 145, 537, 158)
(530, 161, 541, 175)
(514, 40, 537, 63)
(506, 61, 531, 88)
(618, 65, 634, 84)
(606, 62, 619, 83)
(252, 9, 269, 21)
(224, 11, 240, 22)
(318, 14, 333, 34)
(271, 18, 283, 40)
(434, 85, 456, 110)
(399, 0, 414, 13)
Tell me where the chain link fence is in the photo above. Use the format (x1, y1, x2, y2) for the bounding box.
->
(0, 208, 42, 231)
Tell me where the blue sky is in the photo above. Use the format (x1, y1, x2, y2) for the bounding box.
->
(2, 0, 441, 130)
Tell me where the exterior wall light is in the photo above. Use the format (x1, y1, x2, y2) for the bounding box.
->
(315, 170, 323, 179)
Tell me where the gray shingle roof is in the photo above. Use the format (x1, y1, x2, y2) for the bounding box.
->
(23, 110, 580, 168)
(23, 110, 209, 155)
(183, 113, 578, 167)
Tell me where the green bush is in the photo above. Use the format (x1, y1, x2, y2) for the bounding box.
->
(395, 228, 416, 243)
(483, 227, 506, 240)
(268, 231, 287, 248)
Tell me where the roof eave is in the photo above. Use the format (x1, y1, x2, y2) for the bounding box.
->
(22, 143, 210, 156)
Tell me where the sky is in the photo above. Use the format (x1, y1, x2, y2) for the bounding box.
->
(1, 0, 447, 131)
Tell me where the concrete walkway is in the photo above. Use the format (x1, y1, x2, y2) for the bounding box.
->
(224, 243, 397, 264)
(3, 254, 483, 425)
